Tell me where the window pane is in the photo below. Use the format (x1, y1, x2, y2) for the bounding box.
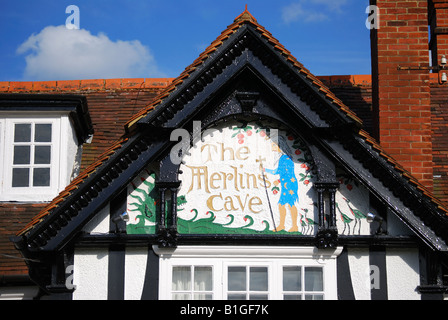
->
(194, 293, 213, 300)
(249, 294, 268, 300)
(33, 168, 50, 186)
(305, 267, 323, 291)
(284, 294, 302, 300)
(35, 124, 52, 142)
(228, 267, 246, 291)
(305, 294, 324, 300)
(250, 267, 268, 291)
(13, 146, 30, 164)
(172, 293, 191, 300)
(34, 146, 51, 164)
(194, 267, 213, 291)
(283, 266, 301, 291)
(172, 266, 191, 291)
(12, 168, 29, 187)
(14, 124, 31, 142)
(228, 293, 246, 300)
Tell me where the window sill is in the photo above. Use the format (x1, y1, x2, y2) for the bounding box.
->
(0, 191, 58, 202)
(153, 245, 344, 259)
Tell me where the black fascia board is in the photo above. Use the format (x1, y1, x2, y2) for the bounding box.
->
(0, 93, 94, 144)
(74, 233, 418, 248)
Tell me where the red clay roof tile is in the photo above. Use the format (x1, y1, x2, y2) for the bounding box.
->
(0, 81, 10, 92)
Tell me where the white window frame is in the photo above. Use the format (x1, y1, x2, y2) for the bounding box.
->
(154, 246, 342, 300)
(0, 119, 4, 198)
(224, 261, 274, 300)
(167, 260, 221, 300)
(0, 113, 69, 202)
(279, 263, 325, 300)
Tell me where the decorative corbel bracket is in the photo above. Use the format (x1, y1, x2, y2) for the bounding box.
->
(314, 181, 339, 249)
(156, 179, 181, 248)
(315, 228, 338, 249)
(236, 91, 260, 114)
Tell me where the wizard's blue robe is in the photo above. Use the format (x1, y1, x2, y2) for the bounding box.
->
(265, 154, 299, 206)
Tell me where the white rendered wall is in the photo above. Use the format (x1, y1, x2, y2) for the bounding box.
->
(82, 203, 110, 234)
(73, 248, 109, 300)
(386, 248, 420, 300)
(124, 247, 149, 300)
(347, 248, 371, 300)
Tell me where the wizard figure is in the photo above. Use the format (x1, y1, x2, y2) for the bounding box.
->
(264, 135, 299, 232)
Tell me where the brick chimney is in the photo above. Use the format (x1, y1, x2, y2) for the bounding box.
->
(370, 0, 433, 190)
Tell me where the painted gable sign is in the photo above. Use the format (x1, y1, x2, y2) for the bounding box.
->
(127, 170, 158, 234)
(126, 121, 369, 236)
(176, 121, 317, 235)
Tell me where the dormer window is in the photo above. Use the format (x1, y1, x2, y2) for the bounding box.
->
(0, 94, 93, 202)
(1, 117, 61, 201)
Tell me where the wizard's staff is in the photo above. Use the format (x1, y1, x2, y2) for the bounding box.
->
(257, 156, 277, 232)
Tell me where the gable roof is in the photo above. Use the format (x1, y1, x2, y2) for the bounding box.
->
(12, 8, 448, 254)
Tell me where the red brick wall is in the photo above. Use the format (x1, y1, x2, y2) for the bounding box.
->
(431, 83, 448, 204)
(371, 0, 433, 190)
(429, 0, 448, 204)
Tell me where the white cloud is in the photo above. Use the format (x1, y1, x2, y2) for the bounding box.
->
(312, 0, 348, 12)
(17, 25, 165, 80)
(281, 2, 327, 23)
(281, 0, 348, 24)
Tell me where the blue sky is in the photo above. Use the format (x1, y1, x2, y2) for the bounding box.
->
(0, 0, 372, 81)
